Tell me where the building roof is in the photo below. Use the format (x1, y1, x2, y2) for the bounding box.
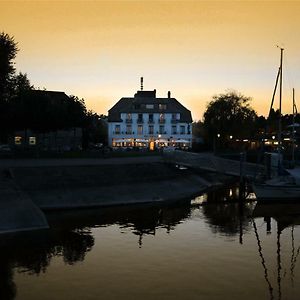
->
(28, 90, 70, 102)
(108, 90, 192, 123)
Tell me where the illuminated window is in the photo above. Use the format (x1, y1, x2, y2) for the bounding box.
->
(138, 125, 143, 135)
(159, 113, 165, 123)
(146, 104, 154, 109)
(15, 136, 22, 145)
(126, 125, 132, 134)
(29, 136, 36, 145)
(159, 104, 167, 110)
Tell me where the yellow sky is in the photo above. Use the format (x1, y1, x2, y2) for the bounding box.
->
(1, 0, 300, 120)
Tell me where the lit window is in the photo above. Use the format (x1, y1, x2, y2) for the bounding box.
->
(126, 125, 132, 134)
(29, 136, 36, 145)
(159, 104, 167, 110)
(138, 125, 143, 135)
(159, 113, 165, 123)
(15, 136, 22, 145)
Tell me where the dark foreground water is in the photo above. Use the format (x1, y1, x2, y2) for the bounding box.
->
(1, 187, 300, 300)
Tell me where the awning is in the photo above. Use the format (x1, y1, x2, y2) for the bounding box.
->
(155, 139, 168, 143)
(174, 139, 190, 143)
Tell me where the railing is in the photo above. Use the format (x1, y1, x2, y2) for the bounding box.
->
(159, 119, 165, 124)
(148, 120, 154, 124)
(125, 119, 132, 123)
(137, 118, 144, 124)
(171, 119, 179, 123)
(163, 150, 265, 178)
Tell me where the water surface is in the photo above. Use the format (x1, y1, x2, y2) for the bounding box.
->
(1, 187, 300, 300)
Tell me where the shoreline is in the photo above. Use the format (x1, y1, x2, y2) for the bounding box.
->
(0, 159, 235, 234)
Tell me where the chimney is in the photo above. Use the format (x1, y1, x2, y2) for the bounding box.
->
(168, 91, 171, 98)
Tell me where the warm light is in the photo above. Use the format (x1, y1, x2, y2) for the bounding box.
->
(272, 135, 276, 140)
(14, 136, 22, 145)
(158, 134, 161, 138)
(283, 138, 290, 141)
(29, 136, 36, 145)
(229, 135, 233, 139)
(243, 139, 249, 142)
(217, 133, 220, 138)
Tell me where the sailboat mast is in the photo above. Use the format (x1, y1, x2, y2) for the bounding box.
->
(292, 88, 295, 166)
(278, 47, 284, 166)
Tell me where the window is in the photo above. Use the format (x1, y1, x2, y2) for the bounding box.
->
(29, 136, 36, 145)
(137, 113, 143, 123)
(159, 125, 165, 134)
(126, 113, 132, 123)
(15, 136, 22, 145)
(115, 125, 120, 134)
(149, 125, 154, 134)
(159, 113, 165, 123)
(126, 125, 132, 134)
(148, 114, 154, 123)
(172, 125, 177, 134)
(180, 125, 185, 134)
(146, 104, 154, 109)
(138, 125, 143, 135)
(159, 104, 167, 110)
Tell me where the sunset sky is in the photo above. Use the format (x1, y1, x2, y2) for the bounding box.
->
(2, 0, 300, 120)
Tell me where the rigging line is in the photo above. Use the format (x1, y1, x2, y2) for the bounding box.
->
(290, 226, 295, 286)
(291, 237, 300, 277)
(277, 224, 282, 300)
(252, 218, 274, 300)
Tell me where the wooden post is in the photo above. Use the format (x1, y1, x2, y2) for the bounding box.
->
(239, 152, 245, 201)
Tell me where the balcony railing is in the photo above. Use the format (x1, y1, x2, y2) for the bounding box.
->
(137, 118, 144, 124)
(148, 120, 154, 124)
(171, 119, 179, 123)
(125, 119, 132, 123)
(159, 119, 165, 124)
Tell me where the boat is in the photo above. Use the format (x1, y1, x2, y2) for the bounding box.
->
(253, 48, 300, 201)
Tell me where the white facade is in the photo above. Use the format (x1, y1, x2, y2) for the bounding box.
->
(108, 112, 192, 149)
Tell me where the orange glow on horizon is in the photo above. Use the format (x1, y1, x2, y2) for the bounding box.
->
(1, 1, 300, 120)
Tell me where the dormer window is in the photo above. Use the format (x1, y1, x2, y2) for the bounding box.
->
(146, 104, 154, 109)
(159, 104, 167, 110)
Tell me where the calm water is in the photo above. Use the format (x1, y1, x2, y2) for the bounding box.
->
(1, 187, 300, 300)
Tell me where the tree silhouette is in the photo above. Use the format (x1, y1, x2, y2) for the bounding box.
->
(203, 90, 257, 147)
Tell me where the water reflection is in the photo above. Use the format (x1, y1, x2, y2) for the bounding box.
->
(253, 203, 300, 300)
(2, 189, 300, 299)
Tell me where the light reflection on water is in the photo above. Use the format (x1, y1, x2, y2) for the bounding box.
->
(1, 188, 300, 299)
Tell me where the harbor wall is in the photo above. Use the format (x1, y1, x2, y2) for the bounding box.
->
(0, 162, 230, 233)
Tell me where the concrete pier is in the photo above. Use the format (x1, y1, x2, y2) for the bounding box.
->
(0, 156, 233, 233)
(0, 170, 49, 234)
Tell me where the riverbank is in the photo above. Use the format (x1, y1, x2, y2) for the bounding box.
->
(0, 157, 235, 234)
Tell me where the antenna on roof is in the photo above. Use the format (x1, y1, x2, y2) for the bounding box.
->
(140, 77, 143, 91)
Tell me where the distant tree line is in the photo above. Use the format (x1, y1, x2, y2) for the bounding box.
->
(193, 90, 300, 151)
(0, 32, 107, 147)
